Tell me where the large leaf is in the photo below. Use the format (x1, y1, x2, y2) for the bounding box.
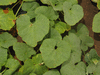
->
(63, 1, 84, 26)
(35, 6, 59, 20)
(13, 42, 36, 61)
(0, 47, 7, 70)
(40, 39, 71, 68)
(16, 14, 49, 47)
(0, 8, 16, 30)
(43, 70, 60, 75)
(0, 32, 17, 48)
(3, 58, 20, 75)
(60, 62, 86, 75)
(0, 0, 17, 5)
(22, 2, 39, 19)
(92, 12, 100, 33)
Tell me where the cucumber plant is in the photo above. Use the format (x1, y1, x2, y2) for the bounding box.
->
(0, 0, 100, 75)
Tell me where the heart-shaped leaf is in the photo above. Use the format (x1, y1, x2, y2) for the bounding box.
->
(0, 32, 17, 48)
(63, 1, 84, 26)
(92, 12, 100, 33)
(40, 39, 71, 68)
(35, 6, 59, 20)
(16, 14, 49, 47)
(13, 42, 36, 61)
(0, 8, 16, 30)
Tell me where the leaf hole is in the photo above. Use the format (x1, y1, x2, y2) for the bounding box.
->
(74, 62, 78, 65)
(54, 46, 57, 49)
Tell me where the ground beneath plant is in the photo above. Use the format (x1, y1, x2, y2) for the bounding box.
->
(78, 0, 100, 56)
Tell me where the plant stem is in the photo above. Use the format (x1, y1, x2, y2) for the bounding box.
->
(15, 1, 23, 16)
(11, 1, 21, 9)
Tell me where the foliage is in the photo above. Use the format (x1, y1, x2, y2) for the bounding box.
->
(0, 0, 100, 75)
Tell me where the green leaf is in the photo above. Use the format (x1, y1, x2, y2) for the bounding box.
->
(86, 61, 100, 75)
(44, 28, 62, 43)
(63, 1, 84, 26)
(86, 63, 96, 74)
(0, 32, 17, 48)
(60, 62, 86, 75)
(22, 2, 39, 19)
(0, 0, 17, 5)
(93, 61, 100, 75)
(76, 23, 89, 36)
(31, 54, 48, 75)
(3, 58, 20, 75)
(35, 6, 59, 20)
(18, 59, 35, 75)
(0, 47, 7, 69)
(23, 0, 35, 1)
(19, 54, 48, 75)
(63, 33, 81, 51)
(13, 42, 36, 61)
(70, 23, 94, 51)
(0, 8, 16, 30)
(92, 12, 100, 33)
(29, 73, 36, 75)
(85, 49, 100, 64)
(63, 33, 81, 64)
(40, 39, 71, 68)
(16, 14, 49, 47)
(55, 22, 71, 34)
(97, 0, 100, 9)
(43, 70, 60, 75)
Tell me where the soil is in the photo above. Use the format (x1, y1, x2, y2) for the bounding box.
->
(78, 0, 100, 56)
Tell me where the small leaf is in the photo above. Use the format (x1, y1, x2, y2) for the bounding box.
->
(40, 39, 71, 68)
(0, 32, 17, 48)
(92, 12, 100, 33)
(16, 14, 49, 47)
(23, 0, 35, 1)
(0, 47, 7, 69)
(55, 22, 71, 34)
(44, 28, 62, 43)
(0, 8, 16, 30)
(43, 70, 60, 75)
(3, 58, 20, 75)
(63, 1, 84, 26)
(35, 6, 59, 20)
(97, 0, 100, 9)
(85, 49, 100, 64)
(22, 2, 39, 19)
(13, 42, 36, 61)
